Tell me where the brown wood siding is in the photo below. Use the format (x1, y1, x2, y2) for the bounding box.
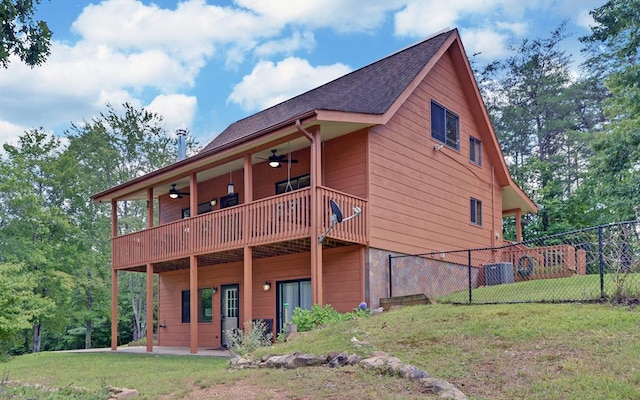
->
(368, 48, 500, 255)
(252, 148, 310, 200)
(323, 131, 367, 198)
(323, 246, 363, 312)
(157, 245, 363, 347)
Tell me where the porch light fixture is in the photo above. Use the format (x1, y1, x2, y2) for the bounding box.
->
(269, 159, 280, 168)
(263, 281, 271, 291)
(227, 170, 235, 194)
(212, 286, 218, 294)
(210, 198, 217, 207)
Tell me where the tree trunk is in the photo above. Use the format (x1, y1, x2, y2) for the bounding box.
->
(32, 322, 42, 353)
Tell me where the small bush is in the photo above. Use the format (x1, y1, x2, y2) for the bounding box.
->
(292, 304, 369, 332)
(225, 320, 273, 356)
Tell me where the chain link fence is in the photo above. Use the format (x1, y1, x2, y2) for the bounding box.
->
(389, 220, 640, 305)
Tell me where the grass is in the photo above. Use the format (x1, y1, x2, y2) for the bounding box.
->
(438, 273, 640, 304)
(3, 302, 640, 399)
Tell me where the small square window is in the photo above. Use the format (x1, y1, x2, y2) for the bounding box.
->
(431, 101, 460, 150)
(470, 137, 482, 165)
(470, 198, 482, 226)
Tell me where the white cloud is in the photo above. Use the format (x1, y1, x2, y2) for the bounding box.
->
(255, 31, 316, 58)
(228, 57, 352, 111)
(460, 28, 509, 60)
(146, 94, 198, 131)
(235, 0, 405, 33)
(0, 120, 27, 148)
(495, 21, 528, 36)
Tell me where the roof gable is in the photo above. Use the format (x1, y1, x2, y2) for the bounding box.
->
(202, 29, 455, 152)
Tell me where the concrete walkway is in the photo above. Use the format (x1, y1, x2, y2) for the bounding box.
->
(58, 346, 231, 357)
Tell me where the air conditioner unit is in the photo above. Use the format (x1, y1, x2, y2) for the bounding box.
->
(484, 262, 514, 286)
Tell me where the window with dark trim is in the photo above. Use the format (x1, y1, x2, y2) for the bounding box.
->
(181, 288, 213, 323)
(275, 173, 310, 194)
(431, 100, 460, 150)
(470, 136, 482, 165)
(470, 198, 482, 226)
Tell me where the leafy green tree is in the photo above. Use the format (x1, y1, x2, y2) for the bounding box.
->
(0, 129, 75, 352)
(479, 24, 606, 238)
(0, 263, 54, 351)
(62, 103, 185, 343)
(0, 0, 52, 68)
(580, 0, 640, 222)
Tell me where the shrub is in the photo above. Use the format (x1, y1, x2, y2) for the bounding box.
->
(292, 304, 369, 332)
(225, 320, 273, 356)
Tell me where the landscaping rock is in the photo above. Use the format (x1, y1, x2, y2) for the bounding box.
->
(264, 354, 290, 368)
(347, 353, 362, 365)
(229, 355, 254, 368)
(286, 353, 326, 368)
(108, 386, 139, 399)
(328, 351, 349, 368)
(371, 350, 388, 357)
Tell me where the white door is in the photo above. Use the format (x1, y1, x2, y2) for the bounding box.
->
(221, 284, 239, 348)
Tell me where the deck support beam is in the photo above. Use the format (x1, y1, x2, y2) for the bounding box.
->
(243, 246, 253, 325)
(146, 263, 154, 353)
(189, 254, 198, 354)
(297, 121, 324, 306)
(111, 200, 118, 351)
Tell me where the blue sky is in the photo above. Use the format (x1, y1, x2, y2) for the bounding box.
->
(0, 0, 605, 148)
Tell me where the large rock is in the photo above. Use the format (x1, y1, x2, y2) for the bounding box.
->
(328, 352, 349, 368)
(286, 353, 326, 368)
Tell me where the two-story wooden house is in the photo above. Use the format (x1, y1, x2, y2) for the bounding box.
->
(92, 28, 536, 353)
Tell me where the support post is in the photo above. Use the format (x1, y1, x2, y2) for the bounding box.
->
(146, 263, 154, 353)
(111, 268, 118, 351)
(189, 255, 198, 354)
(599, 226, 605, 298)
(468, 250, 472, 305)
(243, 246, 253, 324)
(110, 200, 118, 351)
(388, 254, 393, 298)
(515, 208, 523, 242)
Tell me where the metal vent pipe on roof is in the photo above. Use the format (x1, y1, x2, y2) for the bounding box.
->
(176, 129, 187, 160)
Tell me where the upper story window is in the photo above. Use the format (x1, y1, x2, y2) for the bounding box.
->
(431, 100, 459, 150)
(470, 136, 482, 165)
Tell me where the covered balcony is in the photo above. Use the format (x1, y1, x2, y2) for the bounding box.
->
(112, 185, 368, 272)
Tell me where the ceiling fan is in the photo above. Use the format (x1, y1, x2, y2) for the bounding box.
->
(168, 184, 189, 199)
(261, 149, 298, 168)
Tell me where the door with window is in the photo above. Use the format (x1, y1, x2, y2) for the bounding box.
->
(220, 284, 239, 348)
(276, 279, 311, 334)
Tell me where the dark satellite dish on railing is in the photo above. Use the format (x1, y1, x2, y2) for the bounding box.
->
(319, 199, 361, 243)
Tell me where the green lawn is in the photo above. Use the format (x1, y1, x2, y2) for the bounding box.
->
(438, 273, 640, 304)
(3, 302, 640, 399)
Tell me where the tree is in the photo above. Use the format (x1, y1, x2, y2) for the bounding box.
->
(0, 0, 52, 68)
(580, 0, 640, 222)
(478, 23, 606, 238)
(0, 263, 53, 351)
(0, 129, 75, 352)
(62, 103, 186, 344)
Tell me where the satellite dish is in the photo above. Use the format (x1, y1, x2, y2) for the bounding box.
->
(330, 199, 343, 223)
(319, 199, 362, 243)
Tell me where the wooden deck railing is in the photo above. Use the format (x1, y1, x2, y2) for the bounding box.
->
(500, 244, 587, 281)
(112, 187, 368, 269)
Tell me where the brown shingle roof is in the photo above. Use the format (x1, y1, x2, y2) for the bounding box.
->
(202, 29, 455, 152)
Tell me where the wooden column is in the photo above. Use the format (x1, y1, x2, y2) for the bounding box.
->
(146, 187, 154, 228)
(110, 200, 118, 351)
(146, 263, 154, 353)
(243, 246, 253, 324)
(111, 268, 118, 350)
(189, 172, 198, 354)
(189, 254, 198, 354)
(515, 208, 523, 242)
(310, 128, 323, 305)
(243, 155, 253, 324)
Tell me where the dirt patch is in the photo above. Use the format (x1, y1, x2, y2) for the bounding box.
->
(175, 381, 295, 400)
